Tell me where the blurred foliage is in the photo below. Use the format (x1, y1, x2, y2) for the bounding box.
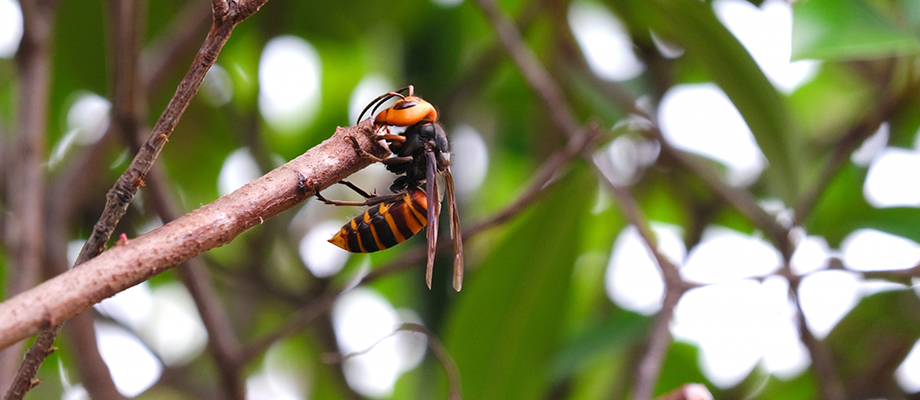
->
(4, 0, 920, 399)
(826, 289, 920, 398)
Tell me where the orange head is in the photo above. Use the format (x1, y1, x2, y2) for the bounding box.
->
(373, 96, 438, 126)
(357, 85, 438, 126)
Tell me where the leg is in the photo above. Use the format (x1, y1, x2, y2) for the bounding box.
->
(338, 180, 374, 198)
(379, 156, 413, 166)
(314, 190, 403, 207)
(314, 190, 368, 206)
(299, 172, 400, 207)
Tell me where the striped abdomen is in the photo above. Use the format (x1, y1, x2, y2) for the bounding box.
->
(329, 188, 428, 253)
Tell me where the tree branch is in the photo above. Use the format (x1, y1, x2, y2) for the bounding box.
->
(0, 119, 386, 352)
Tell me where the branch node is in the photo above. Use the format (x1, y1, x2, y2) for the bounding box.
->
(295, 171, 315, 196)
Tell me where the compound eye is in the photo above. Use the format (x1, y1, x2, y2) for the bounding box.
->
(392, 100, 418, 110)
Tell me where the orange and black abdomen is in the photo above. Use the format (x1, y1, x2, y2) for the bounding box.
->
(329, 189, 428, 253)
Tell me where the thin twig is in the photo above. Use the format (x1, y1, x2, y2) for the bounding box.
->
(133, 2, 246, 394)
(406, 323, 464, 400)
(633, 290, 682, 400)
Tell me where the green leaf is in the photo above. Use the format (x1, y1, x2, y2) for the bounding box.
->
(442, 166, 593, 400)
(792, 0, 920, 61)
(787, 63, 874, 142)
(618, 0, 801, 202)
(551, 310, 652, 380)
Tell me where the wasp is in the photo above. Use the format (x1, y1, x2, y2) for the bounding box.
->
(314, 86, 463, 291)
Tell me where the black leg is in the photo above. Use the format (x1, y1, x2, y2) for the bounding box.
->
(380, 156, 413, 166)
(338, 180, 374, 198)
(314, 190, 403, 207)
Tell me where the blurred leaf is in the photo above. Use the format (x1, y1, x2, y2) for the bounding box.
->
(787, 63, 873, 142)
(551, 309, 652, 380)
(617, 0, 801, 203)
(886, 86, 920, 148)
(792, 0, 920, 61)
(565, 354, 630, 400)
(567, 189, 625, 328)
(222, 31, 262, 113)
(654, 341, 716, 397)
(751, 372, 818, 400)
(640, 180, 694, 229)
(567, 252, 616, 333)
(443, 166, 593, 400)
(826, 289, 920, 398)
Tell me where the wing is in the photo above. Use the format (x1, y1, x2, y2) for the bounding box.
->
(425, 149, 440, 289)
(444, 167, 464, 291)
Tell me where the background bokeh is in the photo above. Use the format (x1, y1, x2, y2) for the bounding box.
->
(2, 0, 920, 399)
